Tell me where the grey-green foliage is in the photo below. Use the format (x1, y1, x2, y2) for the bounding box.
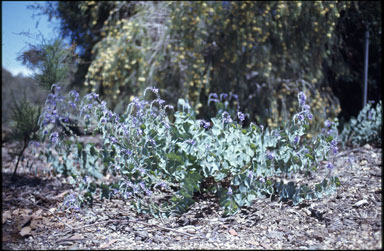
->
(340, 101, 382, 147)
(38, 87, 340, 217)
(167, 96, 340, 215)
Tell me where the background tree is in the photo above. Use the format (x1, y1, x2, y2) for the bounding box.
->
(32, 1, 381, 135)
(327, 1, 382, 125)
(29, 1, 136, 89)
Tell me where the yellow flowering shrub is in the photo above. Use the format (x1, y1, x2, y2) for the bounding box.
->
(84, 1, 349, 130)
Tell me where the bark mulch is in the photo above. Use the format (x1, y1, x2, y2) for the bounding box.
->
(2, 141, 382, 250)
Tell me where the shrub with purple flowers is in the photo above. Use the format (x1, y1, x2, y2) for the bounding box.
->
(37, 85, 340, 217)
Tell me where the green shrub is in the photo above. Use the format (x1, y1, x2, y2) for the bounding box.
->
(38, 86, 340, 217)
(9, 91, 41, 180)
(340, 101, 382, 147)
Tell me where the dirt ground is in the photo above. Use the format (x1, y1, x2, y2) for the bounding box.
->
(2, 140, 382, 250)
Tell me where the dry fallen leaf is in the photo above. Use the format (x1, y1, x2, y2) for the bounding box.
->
(228, 229, 238, 236)
(43, 217, 52, 225)
(30, 218, 40, 229)
(2, 210, 11, 224)
(22, 208, 33, 214)
(248, 240, 260, 247)
(12, 209, 20, 216)
(33, 209, 43, 217)
(70, 233, 83, 240)
(20, 215, 32, 229)
(100, 239, 118, 249)
(20, 226, 32, 237)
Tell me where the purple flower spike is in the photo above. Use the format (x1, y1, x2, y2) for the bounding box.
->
(209, 93, 218, 100)
(298, 92, 306, 106)
(220, 93, 228, 100)
(186, 139, 196, 146)
(227, 187, 233, 195)
(222, 112, 233, 124)
(50, 132, 59, 144)
(326, 163, 334, 169)
(293, 135, 299, 145)
(200, 120, 211, 129)
(247, 170, 253, 179)
(324, 120, 332, 128)
(238, 112, 245, 122)
(148, 86, 159, 94)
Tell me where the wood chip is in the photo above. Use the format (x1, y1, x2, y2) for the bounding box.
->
(228, 229, 238, 236)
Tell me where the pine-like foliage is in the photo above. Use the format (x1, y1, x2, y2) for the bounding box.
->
(9, 91, 41, 180)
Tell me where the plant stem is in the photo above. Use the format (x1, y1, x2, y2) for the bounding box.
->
(11, 140, 28, 181)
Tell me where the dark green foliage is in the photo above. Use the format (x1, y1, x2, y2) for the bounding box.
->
(17, 37, 75, 90)
(1, 68, 49, 131)
(28, 1, 136, 89)
(9, 91, 41, 180)
(9, 92, 41, 144)
(329, 1, 382, 121)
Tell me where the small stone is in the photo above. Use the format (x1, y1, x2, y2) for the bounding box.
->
(302, 208, 311, 216)
(363, 144, 372, 150)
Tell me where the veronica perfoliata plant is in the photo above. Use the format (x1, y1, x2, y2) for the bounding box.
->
(37, 86, 340, 217)
(340, 101, 382, 147)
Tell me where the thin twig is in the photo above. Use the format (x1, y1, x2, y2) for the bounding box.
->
(328, 147, 368, 159)
(56, 237, 85, 244)
(33, 204, 74, 231)
(71, 219, 207, 239)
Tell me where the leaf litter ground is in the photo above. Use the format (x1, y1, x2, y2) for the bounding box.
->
(2, 139, 382, 250)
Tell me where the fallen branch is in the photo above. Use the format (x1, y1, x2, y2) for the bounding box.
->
(71, 218, 207, 239)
